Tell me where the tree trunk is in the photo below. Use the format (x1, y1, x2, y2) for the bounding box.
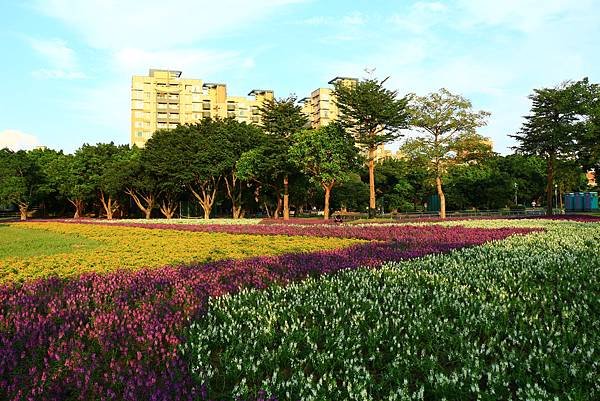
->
(126, 188, 155, 220)
(283, 175, 290, 220)
(546, 156, 555, 216)
(99, 191, 119, 220)
(323, 182, 334, 220)
(69, 199, 84, 218)
(274, 195, 282, 219)
(18, 203, 28, 221)
(232, 205, 243, 219)
(368, 147, 376, 218)
(224, 175, 244, 219)
(190, 181, 218, 220)
(436, 175, 446, 219)
(159, 198, 177, 219)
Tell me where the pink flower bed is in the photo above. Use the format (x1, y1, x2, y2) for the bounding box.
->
(0, 225, 538, 400)
(28, 218, 534, 241)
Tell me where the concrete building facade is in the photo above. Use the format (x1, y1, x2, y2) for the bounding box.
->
(131, 69, 273, 147)
(299, 77, 357, 129)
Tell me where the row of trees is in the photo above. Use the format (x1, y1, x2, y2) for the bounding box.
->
(1, 76, 598, 220)
(512, 78, 600, 215)
(1, 132, 589, 221)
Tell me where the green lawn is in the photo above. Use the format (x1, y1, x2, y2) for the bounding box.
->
(0, 224, 100, 259)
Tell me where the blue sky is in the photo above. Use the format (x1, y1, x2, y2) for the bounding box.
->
(1, 0, 598, 154)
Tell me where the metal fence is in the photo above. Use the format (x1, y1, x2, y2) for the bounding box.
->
(335, 208, 551, 221)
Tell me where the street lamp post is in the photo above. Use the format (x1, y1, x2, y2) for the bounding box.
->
(514, 182, 518, 206)
(554, 184, 558, 210)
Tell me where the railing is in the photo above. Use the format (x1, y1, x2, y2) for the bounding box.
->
(332, 208, 550, 222)
(0, 210, 19, 220)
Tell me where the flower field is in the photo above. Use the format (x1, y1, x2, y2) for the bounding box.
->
(185, 220, 600, 400)
(0, 222, 363, 283)
(0, 218, 597, 400)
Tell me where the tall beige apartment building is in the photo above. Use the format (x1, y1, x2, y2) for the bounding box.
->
(300, 76, 392, 161)
(299, 77, 358, 129)
(130, 69, 274, 147)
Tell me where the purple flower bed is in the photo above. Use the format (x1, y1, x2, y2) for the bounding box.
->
(533, 214, 600, 222)
(0, 226, 538, 400)
(29, 218, 536, 241)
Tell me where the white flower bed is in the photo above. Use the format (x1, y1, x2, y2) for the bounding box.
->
(183, 221, 600, 400)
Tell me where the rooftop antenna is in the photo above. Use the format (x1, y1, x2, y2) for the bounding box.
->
(364, 67, 376, 79)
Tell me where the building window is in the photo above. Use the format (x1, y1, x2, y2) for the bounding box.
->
(133, 101, 144, 109)
(202, 101, 211, 110)
(202, 111, 211, 118)
(136, 131, 143, 137)
(192, 103, 201, 111)
(135, 121, 143, 128)
(192, 94, 201, 101)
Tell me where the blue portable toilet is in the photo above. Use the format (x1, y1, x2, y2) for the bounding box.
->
(564, 193, 574, 211)
(591, 192, 599, 211)
(584, 192, 592, 211)
(575, 193, 585, 211)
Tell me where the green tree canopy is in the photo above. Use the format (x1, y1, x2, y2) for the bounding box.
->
(511, 79, 588, 214)
(141, 130, 188, 218)
(220, 119, 265, 218)
(0, 149, 42, 220)
(407, 88, 490, 218)
(257, 95, 308, 220)
(333, 75, 410, 217)
(289, 123, 362, 219)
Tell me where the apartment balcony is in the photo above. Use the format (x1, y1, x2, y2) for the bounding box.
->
(156, 94, 180, 102)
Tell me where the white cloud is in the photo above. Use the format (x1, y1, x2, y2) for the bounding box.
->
(456, 0, 590, 33)
(389, 1, 448, 34)
(33, 0, 307, 49)
(321, 1, 600, 154)
(28, 37, 85, 79)
(0, 130, 42, 151)
(113, 48, 247, 77)
(301, 16, 328, 25)
(342, 12, 366, 26)
(31, 69, 86, 79)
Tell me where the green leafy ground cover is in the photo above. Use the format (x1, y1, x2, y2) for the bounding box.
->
(184, 221, 600, 400)
(0, 224, 100, 259)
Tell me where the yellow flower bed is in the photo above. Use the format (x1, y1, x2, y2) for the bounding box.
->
(0, 222, 364, 283)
